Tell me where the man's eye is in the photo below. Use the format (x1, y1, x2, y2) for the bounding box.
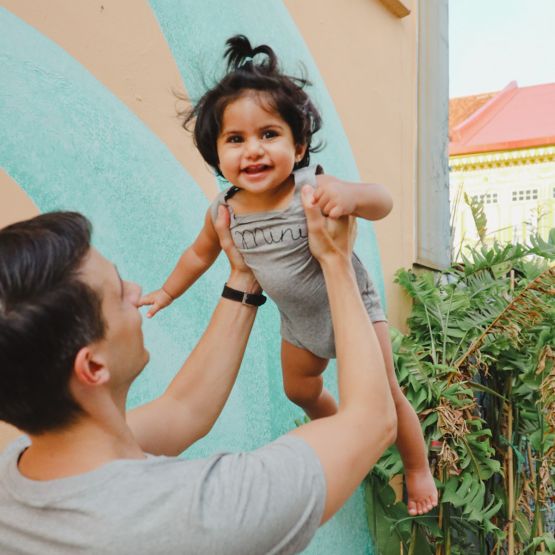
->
(262, 130, 278, 139)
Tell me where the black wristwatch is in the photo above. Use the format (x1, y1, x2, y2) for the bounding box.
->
(222, 284, 267, 307)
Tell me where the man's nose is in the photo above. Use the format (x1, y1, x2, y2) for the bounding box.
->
(129, 282, 143, 306)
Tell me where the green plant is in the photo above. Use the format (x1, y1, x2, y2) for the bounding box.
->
(366, 231, 555, 555)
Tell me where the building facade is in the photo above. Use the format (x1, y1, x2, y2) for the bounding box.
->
(449, 81, 555, 256)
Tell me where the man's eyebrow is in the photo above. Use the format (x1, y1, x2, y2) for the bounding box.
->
(114, 265, 124, 299)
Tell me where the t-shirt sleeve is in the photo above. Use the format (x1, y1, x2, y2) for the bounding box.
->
(193, 435, 326, 555)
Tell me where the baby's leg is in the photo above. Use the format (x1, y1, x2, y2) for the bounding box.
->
(373, 322, 438, 516)
(281, 340, 337, 420)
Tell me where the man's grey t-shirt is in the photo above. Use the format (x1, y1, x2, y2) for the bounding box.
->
(0, 435, 325, 555)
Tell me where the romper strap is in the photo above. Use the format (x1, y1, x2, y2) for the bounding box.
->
(292, 164, 324, 188)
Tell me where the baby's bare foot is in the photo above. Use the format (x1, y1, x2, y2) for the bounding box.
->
(405, 467, 438, 516)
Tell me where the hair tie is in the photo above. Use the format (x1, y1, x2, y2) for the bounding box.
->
(237, 52, 265, 69)
(238, 56, 254, 68)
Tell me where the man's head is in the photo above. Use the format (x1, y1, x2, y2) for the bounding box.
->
(0, 212, 147, 435)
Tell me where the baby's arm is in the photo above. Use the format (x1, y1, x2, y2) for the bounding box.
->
(313, 174, 393, 221)
(140, 209, 222, 317)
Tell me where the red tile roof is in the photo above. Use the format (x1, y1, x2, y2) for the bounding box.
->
(449, 81, 555, 155)
(449, 91, 496, 131)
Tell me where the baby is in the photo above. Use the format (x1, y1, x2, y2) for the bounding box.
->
(141, 35, 438, 516)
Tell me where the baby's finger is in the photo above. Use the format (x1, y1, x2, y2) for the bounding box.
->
(328, 206, 346, 219)
(314, 190, 330, 208)
(312, 186, 323, 202)
(138, 295, 153, 307)
(321, 200, 337, 217)
(146, 303, 161, 318)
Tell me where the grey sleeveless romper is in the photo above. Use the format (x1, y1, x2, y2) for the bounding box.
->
(210, 166, 386, 359)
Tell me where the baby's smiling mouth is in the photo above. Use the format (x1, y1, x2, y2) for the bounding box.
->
(243, 164, 270, 174)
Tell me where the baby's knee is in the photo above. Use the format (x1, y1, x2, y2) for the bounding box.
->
(283, 376, 323, 406)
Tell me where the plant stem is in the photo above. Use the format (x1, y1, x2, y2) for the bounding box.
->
(528, 442, 545, 552)
(436, 468, 444, 555)
(507, 397, 514, 555)
(407, 521, 417, 555)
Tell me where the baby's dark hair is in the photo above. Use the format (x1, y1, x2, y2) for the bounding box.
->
(183, 35, 322, 175)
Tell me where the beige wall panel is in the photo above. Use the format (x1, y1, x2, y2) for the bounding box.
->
(284, 0, 417, 328)
(0, 171, 40, 229)
(3, 0, 217, 199)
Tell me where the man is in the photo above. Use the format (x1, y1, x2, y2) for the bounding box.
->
(0, 186, 397, 554)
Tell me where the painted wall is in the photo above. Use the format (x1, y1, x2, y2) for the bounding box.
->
(0, 1, 419, 553)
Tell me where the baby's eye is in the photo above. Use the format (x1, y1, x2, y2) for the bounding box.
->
(227, 135, 243, 143)
(262, 130, 278, 139)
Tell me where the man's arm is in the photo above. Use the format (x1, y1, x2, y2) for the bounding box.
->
(290, 186, 397, 523)
(128, 207, 261, 456)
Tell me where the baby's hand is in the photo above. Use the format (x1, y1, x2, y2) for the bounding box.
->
(313, 175, 358, 219)
(301, 185, 356, 262)
(139, 288, 173, 318)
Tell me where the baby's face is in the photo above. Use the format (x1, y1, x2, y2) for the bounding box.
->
(216, 91, 306, 196)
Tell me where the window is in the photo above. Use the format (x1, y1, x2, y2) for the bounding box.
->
(512, 189, 538, 201)
(472, 193, 498, 205)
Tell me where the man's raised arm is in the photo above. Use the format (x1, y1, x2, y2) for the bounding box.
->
(291, 185, 397, 523)
(127, 206, 261, 456)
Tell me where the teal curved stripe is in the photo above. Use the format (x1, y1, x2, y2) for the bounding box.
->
(149, 2, 378, 553)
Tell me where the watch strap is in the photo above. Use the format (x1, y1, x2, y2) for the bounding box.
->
(222, 284, 266, 307)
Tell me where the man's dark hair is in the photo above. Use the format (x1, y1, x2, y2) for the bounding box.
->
(183, 34, 323, 176)
(0, 211, 105, 434)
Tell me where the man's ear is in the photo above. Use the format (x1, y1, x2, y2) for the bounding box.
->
(73, 347, 110, 387)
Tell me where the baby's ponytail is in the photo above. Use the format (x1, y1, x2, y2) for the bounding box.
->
(224, 34, 278, 73)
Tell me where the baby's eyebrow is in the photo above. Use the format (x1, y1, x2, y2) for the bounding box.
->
(220, 129, 243, 136)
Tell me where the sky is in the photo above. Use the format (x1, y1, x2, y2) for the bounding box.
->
(449, 0, 555, 98)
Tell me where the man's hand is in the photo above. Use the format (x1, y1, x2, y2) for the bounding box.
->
(312, 175, 358, 219)
(214, 205, 261, 293)
(301, 185, 356, 264)
(139, 288, 173, 318)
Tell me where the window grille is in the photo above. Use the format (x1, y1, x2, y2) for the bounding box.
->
(472, 193, 498, 204)
(512, 189, 538, 202)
